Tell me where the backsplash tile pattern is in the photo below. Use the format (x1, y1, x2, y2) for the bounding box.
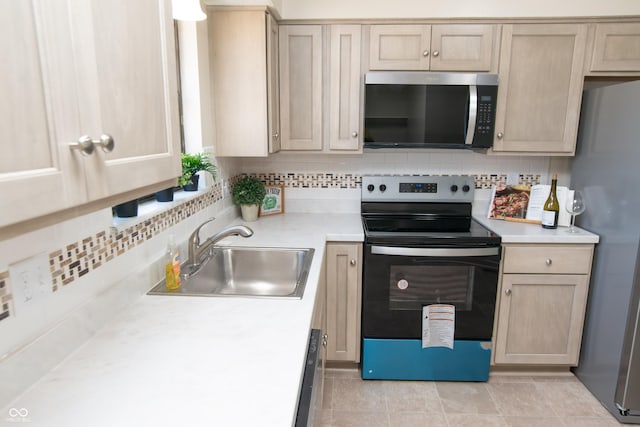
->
(0, 171, 541, 323)
(244, 172, 540, 189)
(0, 271, 12, 322)
(0, 183, 225, 322)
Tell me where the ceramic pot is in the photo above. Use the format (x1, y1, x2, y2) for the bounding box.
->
(183, 174, 200, 192)
(114, 199, 138, 218)
(155, 187, 174, 202)
(240, 204, 259, 222)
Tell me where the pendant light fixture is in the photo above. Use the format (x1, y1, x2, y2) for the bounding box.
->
(172, 0, 206, 21)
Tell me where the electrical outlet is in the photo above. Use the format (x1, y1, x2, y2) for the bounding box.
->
(9, 253, 53, 310)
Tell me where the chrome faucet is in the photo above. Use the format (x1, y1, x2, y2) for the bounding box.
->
(187, 218, 254, 268)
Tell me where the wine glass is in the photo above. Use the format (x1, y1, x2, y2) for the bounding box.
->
(566, 190, 586, 233)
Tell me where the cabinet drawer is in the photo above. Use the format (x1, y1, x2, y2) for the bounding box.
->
(503, 245, 593, 274)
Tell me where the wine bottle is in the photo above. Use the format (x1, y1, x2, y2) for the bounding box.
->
(541, 174, 559, 229)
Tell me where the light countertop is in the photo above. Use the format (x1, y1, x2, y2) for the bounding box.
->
(473, 201, 600, 244)
(2, 213, 363, 427)
(1, 209, 598, 427)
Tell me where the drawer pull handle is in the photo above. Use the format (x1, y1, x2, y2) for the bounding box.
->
(545, 258, 553, 266)
(505, 288, 512, 296)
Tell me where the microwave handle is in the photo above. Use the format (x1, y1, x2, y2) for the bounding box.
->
(371, 245, 499, 257)
(464, 85, 477, 146)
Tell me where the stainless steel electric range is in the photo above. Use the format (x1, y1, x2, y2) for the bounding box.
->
(361, 175, 501, 381)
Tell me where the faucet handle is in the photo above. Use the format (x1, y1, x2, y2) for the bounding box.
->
(190, 217, 216, 246)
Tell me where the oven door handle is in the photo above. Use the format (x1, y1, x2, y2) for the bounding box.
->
(371, 245, 499, 257)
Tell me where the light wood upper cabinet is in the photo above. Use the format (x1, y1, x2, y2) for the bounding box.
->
(0, 0, 180, 230)
(279, 25, 323, 150)
(368, 24, 496, 71)
(588, 23, 640, 72)
(328, 25, 362, 151)
(208, 8, 279, 156)
(492, 24, 587, 155)
(76, 0, 180, 200)
(493, 244, 594, 366)
(326, 242, 362, 362)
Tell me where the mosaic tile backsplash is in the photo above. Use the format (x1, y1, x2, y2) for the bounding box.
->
(0, 172, 540, 324)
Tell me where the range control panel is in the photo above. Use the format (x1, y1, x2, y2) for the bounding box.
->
(361, 175, 475, 203)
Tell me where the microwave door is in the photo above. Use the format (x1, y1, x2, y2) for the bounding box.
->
(464, 85, 477, 146)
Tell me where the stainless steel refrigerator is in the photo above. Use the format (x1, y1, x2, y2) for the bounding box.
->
(572, 80, 640, 423)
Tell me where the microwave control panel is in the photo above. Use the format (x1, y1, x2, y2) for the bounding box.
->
(474, 86, 498, 146)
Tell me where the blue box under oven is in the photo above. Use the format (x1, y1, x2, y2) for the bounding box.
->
(362, 338, 492, 382)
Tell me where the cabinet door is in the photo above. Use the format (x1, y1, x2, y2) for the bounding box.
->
(430, 24, 495, 71)
(590, 23, 640, 72)
(369, 25, 431, 70)
(267, 14, 281, 154)
(0, 1, 84, 228)
(209, 8, 269, 157)
(70, 0, 181, 199)
(279, 25, 323, 150)
(329, 25, 362, 151)
(326, 243, 362, 362)
(493, 24, 587, 154)
(494, 274, 589, 365)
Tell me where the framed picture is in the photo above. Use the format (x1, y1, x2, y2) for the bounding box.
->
(260, 185, 285, 216)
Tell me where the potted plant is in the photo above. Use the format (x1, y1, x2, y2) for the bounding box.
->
(179, 152, 217, 191)
(232, 176, 266, 221)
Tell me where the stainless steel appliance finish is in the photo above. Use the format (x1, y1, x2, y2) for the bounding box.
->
(572, 80, 640, 423)
(148, 247, 314, 299)
(360, 175, 501, 381)
(295, 329, 323, 427)
(363, 72, 498, 151)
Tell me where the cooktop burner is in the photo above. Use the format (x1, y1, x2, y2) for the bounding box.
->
(361, 175, 500, 246)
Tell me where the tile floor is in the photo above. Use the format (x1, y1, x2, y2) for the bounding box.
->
(319, 369, 624, 427)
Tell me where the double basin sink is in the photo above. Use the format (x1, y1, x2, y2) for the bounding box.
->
(148, 246, 314, 299)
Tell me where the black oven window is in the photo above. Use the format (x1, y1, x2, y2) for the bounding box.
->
(389, 265, 474, 311)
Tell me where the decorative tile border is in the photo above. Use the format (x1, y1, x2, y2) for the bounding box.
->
(0, 183, 224, 323)
(0, 171, 541, 324)
(244, 172, 541, 189)
(0, 271, 12, 323)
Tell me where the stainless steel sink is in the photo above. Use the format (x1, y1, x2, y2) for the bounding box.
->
(147, 246, 314, 299)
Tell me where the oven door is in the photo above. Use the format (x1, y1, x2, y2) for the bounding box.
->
(362, 243, 500, 341)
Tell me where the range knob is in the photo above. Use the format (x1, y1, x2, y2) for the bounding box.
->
(462, 185, 471, 192)
(450, 185, 458, 192)
(379, 184, 387, 192)
(367, 184, 375, 192)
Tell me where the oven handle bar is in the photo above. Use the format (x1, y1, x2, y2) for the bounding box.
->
(371, 246, 500, 257)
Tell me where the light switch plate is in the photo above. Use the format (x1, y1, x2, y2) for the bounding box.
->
(9, 252, 53, 312)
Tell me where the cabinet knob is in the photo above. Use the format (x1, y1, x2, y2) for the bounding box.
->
(505, 288, 512, 296)
(94, 134, 115, 153)
(432, 50, 440, 57)
(69, 135, 95, 156)
(545, 258, 553, 266)
(422, 49, 430, 57)
(350, 259, 356, 266)
(352, 131, 358, 138)
(69, 134, 115, 156)
(322, 333, 328, 347)
(496, 132, 504, 140)
(273, 131, 279, 140)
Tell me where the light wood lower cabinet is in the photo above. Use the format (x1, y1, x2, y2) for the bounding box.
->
(325, 242, 362, 362)
(493, 244, 594, 366)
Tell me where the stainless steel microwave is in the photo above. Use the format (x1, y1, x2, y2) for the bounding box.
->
(364, 72, 498, 151)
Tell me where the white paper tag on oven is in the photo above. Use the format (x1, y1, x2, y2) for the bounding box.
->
(422, 304, 455, 349)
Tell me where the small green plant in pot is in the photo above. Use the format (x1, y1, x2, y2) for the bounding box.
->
(179, 152, 217, 191)
(232, 176, 266, 222)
